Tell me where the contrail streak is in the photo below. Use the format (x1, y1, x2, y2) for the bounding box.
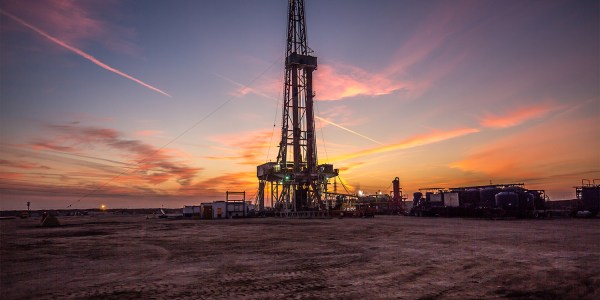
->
(331, 127, 480, 162)
(216, 74, 277, 100)
(215, 75, 383, 145)
(1, 10, 171, 97)
(315, 116, 384, 145)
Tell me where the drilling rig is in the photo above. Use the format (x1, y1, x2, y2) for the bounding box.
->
(256, 0, 338, 212)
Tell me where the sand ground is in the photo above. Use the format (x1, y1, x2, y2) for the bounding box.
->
(1, 214, 599, 299)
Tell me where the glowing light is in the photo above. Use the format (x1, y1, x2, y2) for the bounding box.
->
(100, 204, 107, 210)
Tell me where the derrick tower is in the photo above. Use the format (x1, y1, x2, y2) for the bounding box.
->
(257, 0, 338, 212)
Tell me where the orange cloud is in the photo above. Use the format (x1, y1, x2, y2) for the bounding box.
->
(314, 63, 410, 101)
(332, 127, 480, 162)
(450, 115, 600, 192)
(134, 130, 164, 137)
(206, 130, 273, 165)
(0, 9, 170, 97)
(480, 103, 560, 128)
(177, 172, 257, 199)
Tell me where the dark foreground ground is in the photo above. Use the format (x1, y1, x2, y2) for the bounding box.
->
(1, 215, 599, 299)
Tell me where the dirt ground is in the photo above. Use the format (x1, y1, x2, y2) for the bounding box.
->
(1, 214, 599, 299)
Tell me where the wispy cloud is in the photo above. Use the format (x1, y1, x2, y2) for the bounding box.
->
(217, 74, 279, 100)
(314, 63, 410, 101)
(0, 9, 170, 97)
(134, 130, 164, 137)
(177, 172, 257, 198)
(450, 115, 600, 184)
(205, 130, 273, 165)
(216, 74, 385, 146)
(0, 159, 51, 170)
(332, 127, 480, 162)
(32, 124, 201, 186)
(480, 102, 560, 128)
(0, 0, 137, 54)
(312, 1, 482, 102)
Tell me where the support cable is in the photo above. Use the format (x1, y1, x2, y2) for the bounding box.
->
(314, 99, 329, 163)
(337, 175, 354, 195)
(265, 59, 285, 162)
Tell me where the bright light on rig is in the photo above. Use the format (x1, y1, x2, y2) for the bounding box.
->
(100, 204, 107, 210)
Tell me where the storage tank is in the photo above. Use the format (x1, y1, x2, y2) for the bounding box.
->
(443, 192, 460, 207)
(392, 177, 401, 201)
(457, 189, 480, 207)
(480, 187, 501, 208)
(495, 192, 519, 209)
(530, 190, 546, 210)
(413, 192, 423, 207)
(524, 192, 535, 210)
(582, 186, 600, 215)
(429, 193, 443, 207)
(430, 193, 443, 203)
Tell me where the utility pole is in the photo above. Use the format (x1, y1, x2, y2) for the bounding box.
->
(257, 0, 338, 212)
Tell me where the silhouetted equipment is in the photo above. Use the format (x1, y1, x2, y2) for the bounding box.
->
(573, 179, 600, 217)
(387, 177, 406, 214)
(40, 212, 60, 227)
(410, 183, 549, 218)
(226, 191, 247, 218)
(257, 0, 338, 212)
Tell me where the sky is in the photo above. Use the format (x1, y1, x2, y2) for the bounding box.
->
(0, 0, 598, 210)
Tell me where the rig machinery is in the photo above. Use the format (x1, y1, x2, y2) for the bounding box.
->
(256, 0, 338, 212)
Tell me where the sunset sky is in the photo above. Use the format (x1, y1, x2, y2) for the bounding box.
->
(1, 0, 598, 210)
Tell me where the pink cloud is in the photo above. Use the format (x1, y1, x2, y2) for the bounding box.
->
(480, 102, 560, 128)
(32, 124, 201, 186)
(1, 0, 137, 54)
(0, 159, 51, 170)
(134, 130, 164, 137)
(309, 2, 482, 102)
(314, 63, 411, 101)
(386, 1, 483, 75)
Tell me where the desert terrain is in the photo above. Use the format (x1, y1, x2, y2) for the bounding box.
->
(1, 214, 599, 299)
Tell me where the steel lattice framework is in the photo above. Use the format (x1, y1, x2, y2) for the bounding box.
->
(257, 0, 337, 212)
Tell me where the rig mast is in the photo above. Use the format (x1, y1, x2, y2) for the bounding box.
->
(257, 0, 338, 212)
